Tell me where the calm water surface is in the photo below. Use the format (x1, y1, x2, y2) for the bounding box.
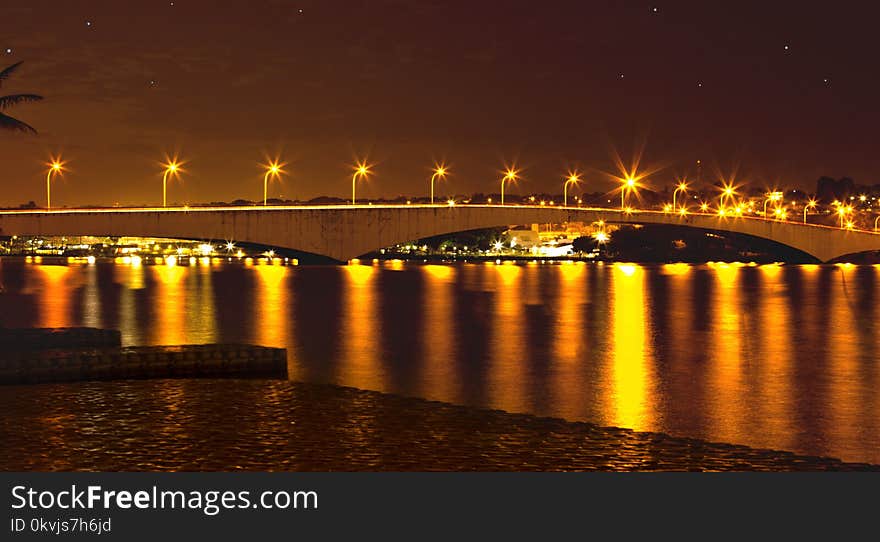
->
(1, 259, 879, 463)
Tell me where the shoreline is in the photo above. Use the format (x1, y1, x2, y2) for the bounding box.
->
(1, 378, 876, 471)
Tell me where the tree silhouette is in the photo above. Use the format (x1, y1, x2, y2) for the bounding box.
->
(0, 61, 43, 134)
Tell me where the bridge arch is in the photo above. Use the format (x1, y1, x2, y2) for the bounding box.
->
(1, 205, 878, 263)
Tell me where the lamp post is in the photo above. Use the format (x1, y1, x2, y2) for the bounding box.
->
(803, 199, 817, 224)
(621, 177, 635, 210)
(719, 182, 736, 210)
(430, 165, 447, 204)
(45, 159, 63, 210)
(162, 160, 181, 208)
(563, 172, 580, 207)
(352, 161, 370, 205)
(262, 161, 285, 206)
(837, 205, 852, 229)
(500, 168, 518, 206)
(673, 181, 688, 211)
(763, 191, 782, 217)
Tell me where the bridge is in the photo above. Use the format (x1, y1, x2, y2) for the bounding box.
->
(1, 204, 879, 262)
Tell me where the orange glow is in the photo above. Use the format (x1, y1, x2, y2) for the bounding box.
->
(354, 160, 371, 177)
(253, 263, 289, 350)
(32, 265, 74, 328)
(607, 263, 654, 430)
(339, 264, 383, 390)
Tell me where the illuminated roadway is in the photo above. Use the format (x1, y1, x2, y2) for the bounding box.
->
(1, 204, 879, 262)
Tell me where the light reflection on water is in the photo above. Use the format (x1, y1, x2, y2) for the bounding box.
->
(1, 259, 879, 463)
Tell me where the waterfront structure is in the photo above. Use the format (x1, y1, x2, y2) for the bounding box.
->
(1, 204, 879, 262)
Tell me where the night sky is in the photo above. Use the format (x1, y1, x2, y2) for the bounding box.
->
(2, 1, 879, 207)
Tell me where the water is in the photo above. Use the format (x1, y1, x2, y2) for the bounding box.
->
(1, 259, 879, 464)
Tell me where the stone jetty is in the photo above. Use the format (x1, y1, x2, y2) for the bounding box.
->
(0, 327, 121, 351)
(0, 344, 288, 385)
(0, 327, 287, 384)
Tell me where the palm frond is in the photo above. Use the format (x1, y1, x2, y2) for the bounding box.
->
(0, 94, 43, 109)
(0, 111, 37, 134)
(0, 61, 24, 86)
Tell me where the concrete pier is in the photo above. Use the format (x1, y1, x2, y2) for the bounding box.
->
(0, 344, 288, 385)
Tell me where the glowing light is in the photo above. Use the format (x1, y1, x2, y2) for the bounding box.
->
(161, 156, 185, 208)
(351, 160, 372, 204)
(700, 202, 710, 212)
(447, 198, 456, 206)
(663, 203, 673, 213)
(563, 171, 581, 207)
(45, 157, 66, 210)
(430, 163, 448, 204)
(261, 159, 287, 206)
(500, 166, 519, 205)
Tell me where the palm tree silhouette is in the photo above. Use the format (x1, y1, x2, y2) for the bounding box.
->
(0, 61, 43, 134)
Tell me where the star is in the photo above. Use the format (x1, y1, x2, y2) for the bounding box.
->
(697, 81, 703, 87)
(86, 20, 92, 27)
(4, 48, 11, 55)
(618, 73, 625, 79)
(652, 7, 659, 13)
(783, 44, 790, 52)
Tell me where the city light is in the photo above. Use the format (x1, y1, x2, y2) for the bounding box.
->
(663, 203, 673, 213)
(430, 164, 448, 204)
(719, 181, 737, 208)
(774, 207, 787, 221)
(351, 160, 371, 205)
(700, 202, 710, 212)
(837, 204, 852, 228)
(262, 160, 286, 206)
(45, 157, 65, 210)
(500, 166, 519, 206)
(563, 172, 581, 207)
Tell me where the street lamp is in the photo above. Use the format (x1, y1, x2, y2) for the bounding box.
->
(161, 159, 183, 208)
(262, 160, 285, 206)
(719, 182, 737, 209)
(621, 177, 636, 210)
(45, 158, 64, 210)
(837, 205, 852, 229)
(673, 181, 688, 211)
(500, 167, 518, 205)
(803, 199, 817, 224)
(763, 191, 783, 217)
(563, 172, 580, 207)
(774, 207, 787, 221)
(352, 160, 370, 205)
(431, 164, 448, 204)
